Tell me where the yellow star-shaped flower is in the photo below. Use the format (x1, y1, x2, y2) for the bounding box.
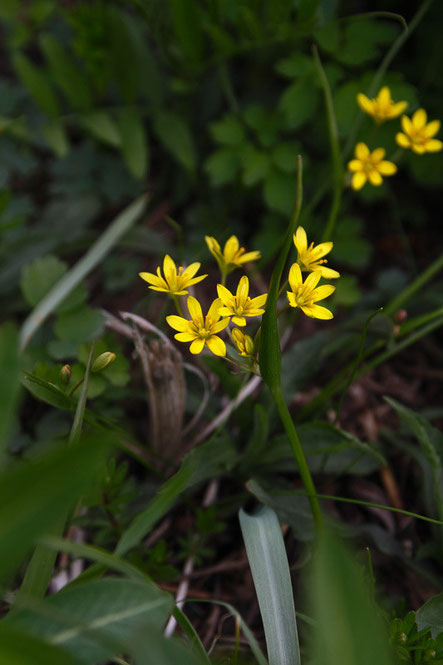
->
(396, 109, 443, 154)
(217, 275, 267, 326)
(347, 143, 397, 190)
(166, 297, 229, 356)
(139, 255, 207, 296)
(287, 264, 335, 320)
(205, 235, 261, 276)
(293, 226, 340, 279)
(357, 86, 408, 124)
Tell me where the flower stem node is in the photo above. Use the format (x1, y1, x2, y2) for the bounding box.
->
(396, 109, 443, 154)
(91, 352, 116, 373)
(287, 264, 335, 320)
(293, 226, 340, 279)
(217, 276, 267, 326)
(348, 142, 397, 190)
(357, 86, 408, 124)
(167, 296, 230, 356)
(139, 254, 207, 296)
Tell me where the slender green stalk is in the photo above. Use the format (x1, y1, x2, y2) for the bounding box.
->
(273, 387, 323, 529)
(260, 157, 323, 531)
(384, 252, 443, 316)
(312, 45, 343, 241)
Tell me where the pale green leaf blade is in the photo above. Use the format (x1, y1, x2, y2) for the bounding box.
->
(0, 323, 21, 464)
(239, 506, 300, 665)
(19, 194, 147, 350)
(416, 592, 443, 638)
(0, 625, 80, 665)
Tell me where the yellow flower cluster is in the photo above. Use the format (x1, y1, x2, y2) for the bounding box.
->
(348, 86, 442, 191)
(287, 227, 338, 319)
(139, 226, 339, 359)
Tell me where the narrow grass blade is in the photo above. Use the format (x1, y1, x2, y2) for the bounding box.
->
(19, 194, 148, 350)
(239, 506, 300, 665)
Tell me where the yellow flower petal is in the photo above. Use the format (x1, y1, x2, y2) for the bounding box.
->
(396, 132, 411, 148)
(175, 332, 198, 342)
(424, 119, 441, 138)
(211, 317, 230, 334)
(287, 291, 297, 308)
(206, 336, 226, 356)
(391, 101, 408, 117)
(236, 250, 261, 264)
(425, 139, 443, 152)
(368, 170, 383, 186)
(372, 147, 386, 162)
(311, 241, 333, 259)
(357, 93, 373, 114)
(249, 293, 267, 309)
(207, 297, 223, 321)
(355, 142, 369, 160)
(318, 266, 340, 279)
(190, 338, 206, 354)
(224, 235, 240, 262)
(232, 316, 246, 326)
(312, 284, 336, 301)
(401, 115, 413, 134)
(302, 304, 334, 320)
(288, 263, 302, 290)
(348, 159, 362, 172)
(294, 226, 308, 253)
(352, 172, 367, 190)
(187, 296, 204, 326)
(412, 108, 427, 129)
(166, 315, 191, 332)
(378, 161, 397, 175)
(236, 275, 249, 301)
(304, 270, 321, 291)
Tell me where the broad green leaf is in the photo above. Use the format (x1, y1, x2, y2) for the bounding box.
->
(12, 52, 60, 117)
(240, 145, 270, 186)
(279, 80, 319, 129)
(54, 306, 105, 343)
(116, 431, 237, 556)
(310, 528, 393, 665)
(204, 148, 239, 186)
(6, 578, 172, 665)
(416, 593, 443, 638)
(275, 53, 313, 79)
(210, 114, 245, 145)
(239, 506, 300, 665)
(20, 255, 66, 307)
(78, 111, 121, 148)
(153, 110, 196, 173)
(271, 142, 300, 174)
(117, 108, 149, 179)
(0, 323, 21, 462)
(0, 434, 110, 582)
(19, 193, 147, 349)
(22, 372, 72, 411)
(0, 625, 80, 665)
(39, 34, 92, 111)
(263, 168, 297, 216)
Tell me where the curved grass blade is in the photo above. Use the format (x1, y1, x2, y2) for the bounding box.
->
(239, 506, 300, 665)
(19, 194, 148, 350)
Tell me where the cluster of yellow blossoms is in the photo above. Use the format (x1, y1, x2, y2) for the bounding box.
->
(348, 86, 442, 190)
(139, 228, 339, 358)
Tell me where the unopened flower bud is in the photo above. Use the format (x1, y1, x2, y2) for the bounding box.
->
(60, 364, 71, 383)
(91, 352, 116, 373)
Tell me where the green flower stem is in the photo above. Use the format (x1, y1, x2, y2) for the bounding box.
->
(272, 385, 323, 530)
(172, 294, 185, 317)
(312, 45, 343, 242)
(384, 252, 443, 317)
